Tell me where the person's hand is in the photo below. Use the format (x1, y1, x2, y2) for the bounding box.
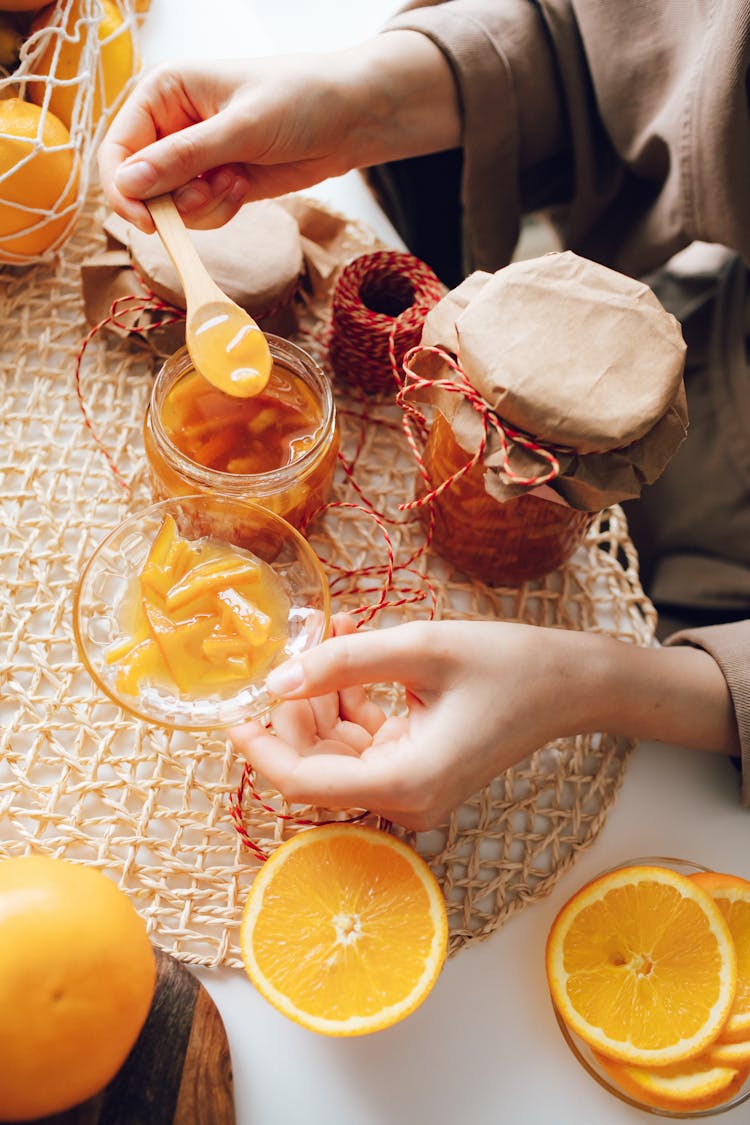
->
(229, 614, 593, 831)
(229, 611, 740, 831)
(98, 32, 461, 234)
(98, 55, 361, 233)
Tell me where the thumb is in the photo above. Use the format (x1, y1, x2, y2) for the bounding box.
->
(265, 623, 432, 700)
(113, 111, 242, 200)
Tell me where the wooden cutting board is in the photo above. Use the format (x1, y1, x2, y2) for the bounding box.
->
(14, 947, 235, 1125)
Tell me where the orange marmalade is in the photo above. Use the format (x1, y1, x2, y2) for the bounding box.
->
(144, 336, 338, 534)
(107, 514, 290, 697)
(417, 412, 593, 586)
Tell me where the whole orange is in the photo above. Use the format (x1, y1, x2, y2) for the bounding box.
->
(0, 97, 80, 262)
(28, 0, 136, 129)
(0, 854, 156, 1122)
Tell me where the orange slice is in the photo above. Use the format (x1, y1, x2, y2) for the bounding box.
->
(546, 865, 737, 1066)
(240, 825, 448, 1037)
(707, 1037, 750, 1067)
(691, 871, 750, 1043)
(594, 1049, 748, 1112)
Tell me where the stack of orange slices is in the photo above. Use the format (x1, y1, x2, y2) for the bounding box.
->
(546, 863, 750, 1113)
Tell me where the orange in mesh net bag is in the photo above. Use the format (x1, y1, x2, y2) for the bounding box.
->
(28, 0, 136, 130)
(0, 96, 80, 261)
(0, 0, 140, 265)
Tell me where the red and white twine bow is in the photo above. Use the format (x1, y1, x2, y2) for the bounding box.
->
(395, 344, 563, 512)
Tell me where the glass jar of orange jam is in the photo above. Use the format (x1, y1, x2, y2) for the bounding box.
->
(417, 412, 594, 585)
(144, 335, 338, 534)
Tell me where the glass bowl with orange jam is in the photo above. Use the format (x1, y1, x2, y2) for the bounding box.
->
(143, 335, 339, 535)
(417, 412, 594, 586)
(74, 495, 330, 730)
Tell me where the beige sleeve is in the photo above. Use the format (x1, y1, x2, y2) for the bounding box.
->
(383, 1, 750, 278)
(665, 623, 750, 807)
(383, 0, 566, 271)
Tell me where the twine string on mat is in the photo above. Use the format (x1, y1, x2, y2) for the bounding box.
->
(0, 193, 657, 965)
(332, 405, 438, 573)
(328, 250, 445, 395)
(74, 290, 186, 491)
(229, 766, 383, 863)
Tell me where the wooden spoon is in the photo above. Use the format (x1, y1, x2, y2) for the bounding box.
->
(146, 194, 272, 398)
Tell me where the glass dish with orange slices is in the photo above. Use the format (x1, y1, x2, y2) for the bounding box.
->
(545, 857, 750, 1118)
(74, 495, 330, 730)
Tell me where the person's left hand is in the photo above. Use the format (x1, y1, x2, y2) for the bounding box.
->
(228, 612, 589, 830)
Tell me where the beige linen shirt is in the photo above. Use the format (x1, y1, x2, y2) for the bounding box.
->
(384, 0, 750, 801)
(388, 0, 750, 275)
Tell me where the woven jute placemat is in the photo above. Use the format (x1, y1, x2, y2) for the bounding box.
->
(0, 196, 656, 966)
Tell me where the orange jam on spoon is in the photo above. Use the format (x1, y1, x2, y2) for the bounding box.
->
(146, 193, 272, 399)
(186, 301, 272, 399)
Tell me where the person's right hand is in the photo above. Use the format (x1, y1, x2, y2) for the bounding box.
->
(98, 55, 363, 233)
(98, 32, 461, 233)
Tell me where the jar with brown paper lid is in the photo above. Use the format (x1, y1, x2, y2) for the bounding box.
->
(409, 252, 688, 588)
(416, 412, 593, 585)
(143, 335, 339, 536)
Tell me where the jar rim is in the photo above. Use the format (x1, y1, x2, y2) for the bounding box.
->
(146, 336, 336, 496)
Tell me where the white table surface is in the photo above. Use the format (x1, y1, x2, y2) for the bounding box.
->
(136, 4, 750, 1122)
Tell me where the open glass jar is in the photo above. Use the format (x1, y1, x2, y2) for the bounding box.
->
(143, 335, 339, 535)
(417, 412, 593, 586)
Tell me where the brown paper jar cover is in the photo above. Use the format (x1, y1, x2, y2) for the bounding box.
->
(81, 200, 305, 353)
(410, 251, 688, 585)
(81, 196, 359, 355)
(109, 200, 303, 313)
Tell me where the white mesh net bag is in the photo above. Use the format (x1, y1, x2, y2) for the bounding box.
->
(0, 0, 140, 265)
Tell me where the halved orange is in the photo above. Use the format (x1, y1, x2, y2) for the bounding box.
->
(594, 1049, 749, 1112)
(546, 865, 737, 1066)
(691, 871, 750, 1043)
(240, 825, 448, 1036)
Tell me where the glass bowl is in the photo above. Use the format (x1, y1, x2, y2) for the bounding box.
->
(549, 856, 750, 1119)
(74, 495, 330, 730)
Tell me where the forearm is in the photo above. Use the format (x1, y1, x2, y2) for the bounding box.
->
(340, 29, 462, 168)
(555, 633, 740, 756)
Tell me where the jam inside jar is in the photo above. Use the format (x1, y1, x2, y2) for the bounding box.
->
(144, 335, 339, 534)
(417, 412, 594, 586)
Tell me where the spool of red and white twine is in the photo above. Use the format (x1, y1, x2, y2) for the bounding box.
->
(328, 250, 445, 395)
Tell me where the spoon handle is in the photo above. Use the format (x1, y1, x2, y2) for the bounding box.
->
(146, 194, 221, 306)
